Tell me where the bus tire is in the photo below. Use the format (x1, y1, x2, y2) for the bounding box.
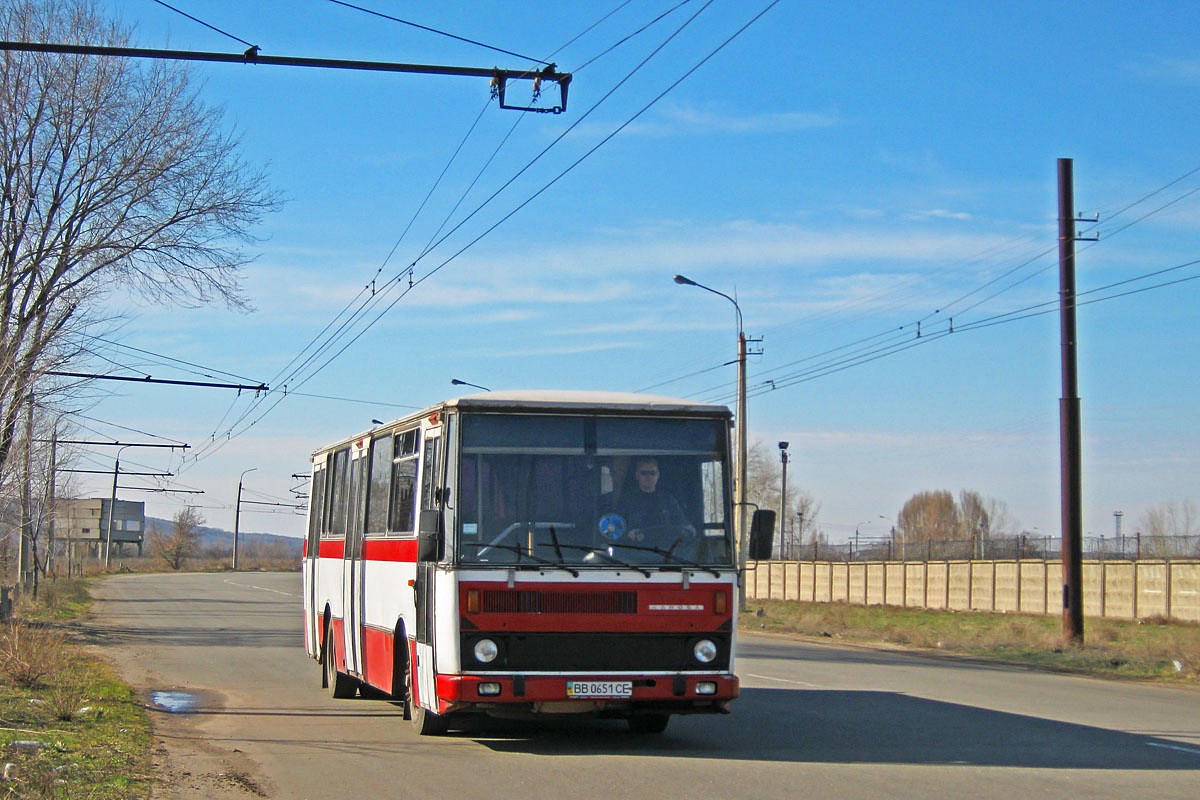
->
(407, 665, 448, 735)
(324, 629, 358, 699)
(628, 713, 670, 734)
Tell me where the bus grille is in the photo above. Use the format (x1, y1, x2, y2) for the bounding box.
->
(481, 590, 637, 615)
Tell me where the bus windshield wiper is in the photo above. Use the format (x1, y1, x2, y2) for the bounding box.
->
(468, 544, 579, 577)
(606, 542, 721, 578)
(558, 544, 652, 578)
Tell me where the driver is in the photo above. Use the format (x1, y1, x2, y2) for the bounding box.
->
(617, 457, 693, 542)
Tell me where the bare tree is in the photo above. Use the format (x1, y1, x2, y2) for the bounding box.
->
(0, 0, 278, 478)
(1139, 501, 1199, 558)
(958, 489, 990, 558)
(152, 506, 204, 570)
(897, 490, 959, 545)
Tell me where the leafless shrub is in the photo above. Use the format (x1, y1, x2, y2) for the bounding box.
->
(0, 620, 69, 689)
(45, 664, 92, 722)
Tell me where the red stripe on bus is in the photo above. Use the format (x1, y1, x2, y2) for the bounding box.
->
(318, 539, 345, 559)
(361, 625, 397, 692)
(362, 538, 418, 562)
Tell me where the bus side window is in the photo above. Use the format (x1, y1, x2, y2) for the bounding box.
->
(389, 429, 419, 534)
(328, 448, 350, 536)
(307, 462, 326, 550)
(366, 434, 393, 534)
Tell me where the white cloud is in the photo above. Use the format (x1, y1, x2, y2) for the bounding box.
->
(574, 103, 841, 139)
(1126, 56, 1200, 82)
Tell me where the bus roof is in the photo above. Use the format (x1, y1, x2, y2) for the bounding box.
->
(312, 390, 731, 458)
(444, 389, 730, 416)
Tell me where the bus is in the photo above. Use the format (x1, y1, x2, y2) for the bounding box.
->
(302, 390, 743, 735)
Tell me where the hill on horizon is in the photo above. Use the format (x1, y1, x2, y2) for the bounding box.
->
(146, 516, 304, 559)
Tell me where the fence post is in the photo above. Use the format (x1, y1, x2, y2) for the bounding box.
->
(1100, 559, 1107, 618)
(1165, 559, 1173, 621)
(1044, 559, 1050, 614)
(923, 561, 929, 608)
(1132, 561, 1139, 620)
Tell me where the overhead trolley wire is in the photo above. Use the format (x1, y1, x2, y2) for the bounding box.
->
(151, 0, 258, 50)
(325, 0, 553, 65)
(204, 0, 705, 435)
(186, 1, 778, 463)
(193, 1, 719, 448)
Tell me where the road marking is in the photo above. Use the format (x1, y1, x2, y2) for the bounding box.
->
(1142, 743, 1200, 753)
(744, 673, 820, 688)
(1147, 742, 1200, 756)
(223, 578, 297, 598)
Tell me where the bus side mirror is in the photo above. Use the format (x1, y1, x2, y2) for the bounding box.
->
(749, 509, 776, 561)
(418, 510, 442, 561)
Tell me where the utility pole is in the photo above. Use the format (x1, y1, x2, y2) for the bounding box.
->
(1058, 157, 1088, 646)
(778, 442, 789, 559)
(233, 468, 258, 571)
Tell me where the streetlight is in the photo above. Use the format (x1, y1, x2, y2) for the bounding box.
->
(104, 444, 132, 569)
(233, 467, 257, 571)
(673, 274, 747, 608)
(778, 441, 789, 559)
(451, 378, 491, 392)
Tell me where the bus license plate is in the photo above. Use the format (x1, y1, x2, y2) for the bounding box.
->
(567, 680, 632, 699)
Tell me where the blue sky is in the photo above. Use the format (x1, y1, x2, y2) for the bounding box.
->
(71, 0, 1199, 543)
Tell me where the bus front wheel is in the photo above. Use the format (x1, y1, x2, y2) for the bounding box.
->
(406, 666, 449, 736)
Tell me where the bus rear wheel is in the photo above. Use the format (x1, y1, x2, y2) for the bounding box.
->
(324, 629, 358, 699)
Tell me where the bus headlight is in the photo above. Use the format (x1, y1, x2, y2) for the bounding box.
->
(693, 639, 718, 664)
(473, 638, 500, 664)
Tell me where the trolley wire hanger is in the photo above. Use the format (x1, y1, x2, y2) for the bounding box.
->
(0, 40, 572, 114)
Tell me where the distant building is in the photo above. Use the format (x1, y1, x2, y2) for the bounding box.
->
(60, 498, 146, 558)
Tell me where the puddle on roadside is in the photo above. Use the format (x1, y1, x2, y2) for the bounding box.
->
(150, 690, 199, 714)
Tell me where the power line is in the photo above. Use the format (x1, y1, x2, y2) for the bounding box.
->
(179, 1, 760, 464)
(325, 0, 552, 65)
(151, 0, 257, 50)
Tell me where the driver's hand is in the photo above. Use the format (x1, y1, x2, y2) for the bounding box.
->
(627, 529, 645, 542)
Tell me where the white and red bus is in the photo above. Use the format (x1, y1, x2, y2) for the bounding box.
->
(303, 390, 741, 735)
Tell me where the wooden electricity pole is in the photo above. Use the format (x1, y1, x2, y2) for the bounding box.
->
(1058, 157, 1085, 646)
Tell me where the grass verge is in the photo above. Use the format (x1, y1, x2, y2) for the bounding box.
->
(743, 600, 1200, 683)
(1, 578, 153, 799)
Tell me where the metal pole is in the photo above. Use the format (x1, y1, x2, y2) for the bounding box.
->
(672, 275, 748, 609)
(779, 443, 789, 560)
(736, 329, 748, 607)
(1058, 157, 1085, 646)
(104, 450, 123, 569)
(233, 468, 257, 571)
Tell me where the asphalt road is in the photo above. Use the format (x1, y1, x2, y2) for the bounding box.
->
(87, 572, 1200, 800)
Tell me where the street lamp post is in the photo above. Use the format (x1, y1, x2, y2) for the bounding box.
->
(673, 274, 748, 609)
(103, 444, 132, 569)
(450, 378, 491, 392)
(778, 441, 789, 560)
(233, 467, 257, 571)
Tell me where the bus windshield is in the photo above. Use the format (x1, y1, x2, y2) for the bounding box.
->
(456, 413, 733, 568)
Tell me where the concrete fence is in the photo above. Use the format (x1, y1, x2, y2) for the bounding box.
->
(745, 559, 1200, 623)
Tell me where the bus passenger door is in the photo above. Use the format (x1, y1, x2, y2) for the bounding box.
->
(413, 426, 442, 710)
(304, 457, 326, 659)
(342, 444, 368, 677)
